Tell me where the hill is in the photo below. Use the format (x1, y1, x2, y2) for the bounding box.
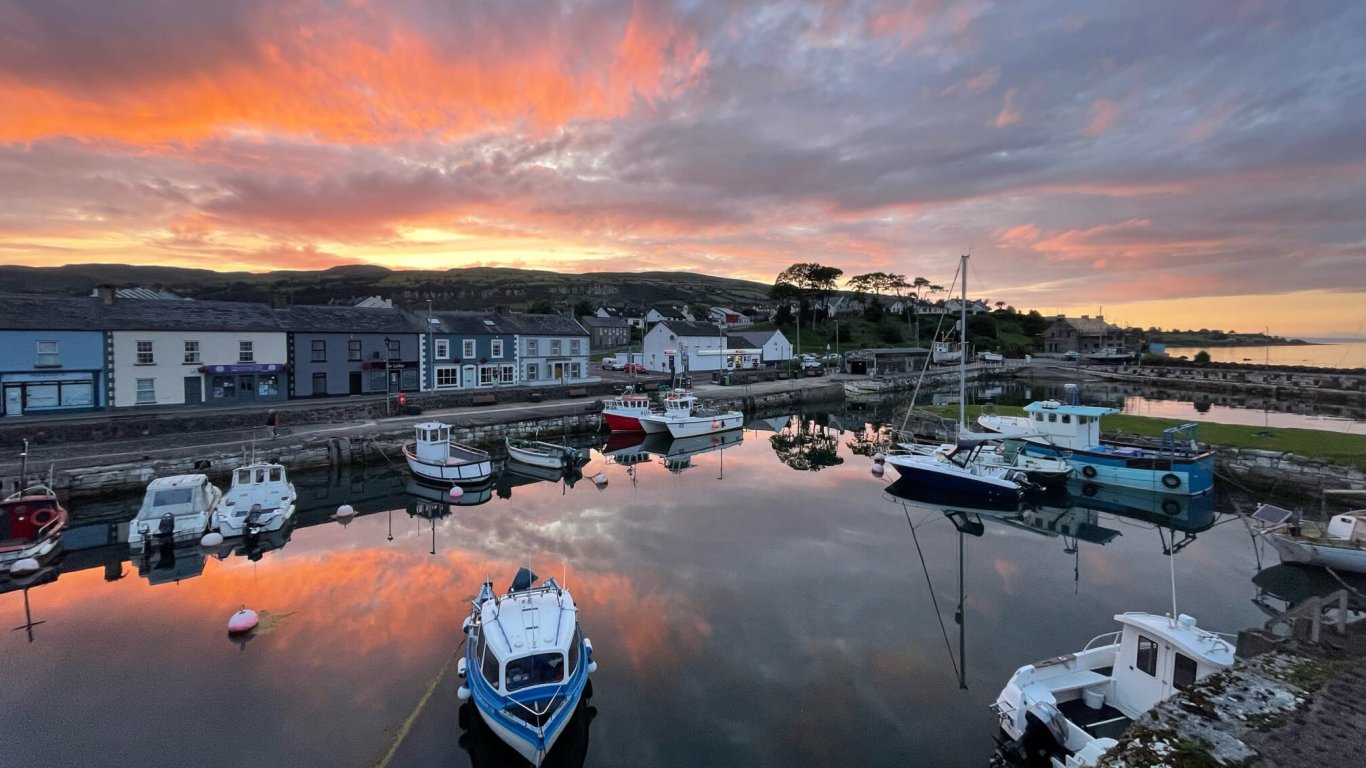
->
(0, 263, 774, 312)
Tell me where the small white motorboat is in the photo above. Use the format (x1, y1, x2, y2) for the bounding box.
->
(506, 437, 586, 470)
(992, 612, 1235, 767)
(1255, 503, 1366, 573)
(634, 389, 697, 434)
(129, 474, 221, 552)
(404, 422, 494, 485)
(214, 463, 296, 537)
(458, 567, 596, 765)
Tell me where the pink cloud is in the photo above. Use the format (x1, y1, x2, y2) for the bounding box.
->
(1084, 99, 1119, 138)
(994, 88, 1021, 128)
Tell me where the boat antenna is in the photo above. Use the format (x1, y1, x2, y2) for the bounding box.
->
(19, 438, 28, 488)
(1169, 534, 1179, 622)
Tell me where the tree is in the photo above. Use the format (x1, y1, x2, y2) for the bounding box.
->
(527, 300, 557, 314)
(573, 299, 595, 318)
(773, 263, 844, 330)
(1194, 350, 1211, 364)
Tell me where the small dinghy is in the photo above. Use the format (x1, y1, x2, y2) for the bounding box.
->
(458, 567, 596, 765)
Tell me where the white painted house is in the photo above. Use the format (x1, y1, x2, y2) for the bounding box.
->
(642, 320, 730, 374)
(728, 330, 793, 364)
(103, 298, 288, 408)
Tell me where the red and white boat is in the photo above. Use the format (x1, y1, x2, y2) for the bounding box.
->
(1, 484, 68, 567)
(601, 388, 655, 432)
(636, 390, 699, 434)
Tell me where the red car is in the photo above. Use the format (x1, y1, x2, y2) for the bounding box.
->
(622, 363, 646, 374)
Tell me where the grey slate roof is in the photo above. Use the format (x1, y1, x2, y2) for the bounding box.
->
(0, 292, 105, 331)
(599, 306, 644, 319)
(730, 330, 779, 347)
(650, 306, 688, 320)
(581, 316, 629, 329)
(0, 293, 284, 332)
(277, 305, 424, 334)
(656, 320, 725, 338)
(504, 313, 589, 337)
(431, 311, 518, 335)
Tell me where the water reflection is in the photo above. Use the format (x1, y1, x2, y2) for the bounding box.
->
(768, 414, 844, 472)
(640, 431, 743, 474)
(133, 539, 207, 585)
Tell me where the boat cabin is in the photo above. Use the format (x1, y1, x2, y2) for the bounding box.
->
(1325, 514, 1366, 544)
(1105, 613, 1234, 717)
(137, 474, 218, 524)
(469, 572, 583, 698)
(0, 490, 64, 548)
(1021, 401, 1117, 449)
(659, 390, 696, 416)
(223, 463, 291, 513)
(413, 422, 453, 463)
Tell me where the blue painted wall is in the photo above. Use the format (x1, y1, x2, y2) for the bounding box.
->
(0, 330, 106, 414)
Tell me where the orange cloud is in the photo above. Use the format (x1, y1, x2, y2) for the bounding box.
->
(994, 88, 1021, 128)
(0, 1, 704, 145)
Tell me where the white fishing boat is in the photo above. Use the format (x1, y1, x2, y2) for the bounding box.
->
(663, 407, 744, 439)
(635, 390, 698, 434)
(506, 438, 586, 470)
(214, 462, 296, 537)
(404, 422, 495, 485)
(458, 567, 597, 765)
(128, 474, 221, 551)
(931, 338, 962, 365)
(1254, 504, 1366, 573)
(993, 612, 1235, 767)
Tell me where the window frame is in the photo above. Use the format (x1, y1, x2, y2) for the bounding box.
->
(491, 339, 503, 358)
(347, 339, 362, 361)
(527, 338, 539, 355)
(435, 339, 450, 360)
(136, 340, 154, 365)
(462, 339, 476, 359)
(310, 339, 327, 362)
(135, 378, 156, 404)
(1135, 634, 1158, 677)
(183, 340, 200, 364)
(238, 340, 255, 363)
(35, 340, 59, 367)
(550, 339, 561, 355)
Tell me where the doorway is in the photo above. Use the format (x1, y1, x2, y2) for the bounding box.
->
(3, 387, 20, 416)
(184, 377, 202, 405)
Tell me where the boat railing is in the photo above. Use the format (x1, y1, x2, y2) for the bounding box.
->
(1081, 630, 1122, 651)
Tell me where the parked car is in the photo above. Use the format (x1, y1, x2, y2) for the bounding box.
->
(622, 363, 646, 374)
(601, 357, 624, 370)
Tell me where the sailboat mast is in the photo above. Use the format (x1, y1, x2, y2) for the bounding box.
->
(959, 253, 968, 435)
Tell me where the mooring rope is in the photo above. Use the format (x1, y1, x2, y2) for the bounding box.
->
(370, 639, 464, 768)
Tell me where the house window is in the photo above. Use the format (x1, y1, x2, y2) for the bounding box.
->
(135, 378, 156, 404)
(570, 339, 581, 355)
(35, 340, 59, 367)
(183, 340, 200, 364)
(258, 374, 279, 396)
(311, 339, 326, 362)
(386, 338, 400, 360)
(463, 339, 476, 359)
(348, 339, 362, 361)
(551, 340, 561, 355)
(525, 363, 539, 380)
(136, 340, 154, 365)
(500, 364, 515, 383)
(570, 362, 582, 378)
(527, 339, 539, 355)
(1173, 652, 1198, 690)
(491, 339, 503, 358)
(239, 341, 254, 362)
(435, 367, 459, 388)
(435, 339, 449, 360)
(479, 366, 495, 385)
(1135, 635, 1158, 677)
(311, 372, 328, 395)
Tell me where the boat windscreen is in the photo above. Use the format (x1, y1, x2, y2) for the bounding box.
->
(504, 653, 565, 692)
(147, 488, 195, 512)
(510, 566, 537, 592)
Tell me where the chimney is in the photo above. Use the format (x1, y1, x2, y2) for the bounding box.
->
(95, 286, 116, 305)
(1080, 314, 1089, 320)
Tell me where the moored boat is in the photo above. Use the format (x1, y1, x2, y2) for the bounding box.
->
(992, 612, 1235, 767)
(404, 422, 495, 485)
(506, 437, 586, 470)
(635, 389, 698, 434)
(128, 474, 220, 551)
(600, 388, 654, 432)
(214, 463, 296, 537)
(885, 438, 1027, 502)
(457, 567, 597, 765)
(976, 398, 1215, 496)
(1255, 503, 1366, 573)
(0, 484, 67, 566)
(662, 408, 744, 439)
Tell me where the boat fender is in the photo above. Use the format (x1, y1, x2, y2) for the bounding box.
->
(201, 531, 224, 548)
(584, 637, 597, 673)
(462, 616, 473, 635)
(449, 486, 465, 499)
(457, 685, 471, 702)
(1161, 499, 1180, 516)
(870, 464, 884, 477)
(335, 503, 356, 518)
(1081, 465, 1097, 479)
(873, 452, 886, 463)
(32, 507, 56, 526)
(457, 657, 467, 680)
(1161, 473, 1181, 489)
(10, 557, 40, 576)
(1081, 483, 1098, 497)
(228, 609, 259, 635)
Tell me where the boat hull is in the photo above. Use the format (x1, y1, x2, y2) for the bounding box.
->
(467, 640, 589, 765)
(1268, 535, 1366, 573)
(887, 458, 1022, 503)
(1022, 444, 1214, 496)
(664, 412, 744, 439)
(216, 504, 294, 537)
(635, 414, 673, 434)
(602, 411, 645, 431)
(403, 444, 494, 485)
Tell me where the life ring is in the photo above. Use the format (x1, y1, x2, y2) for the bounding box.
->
(32, 507, 56, 526)
(1161, 473, 1181, 489)
(1161, 499, 1180, 516)
(1081, 465, 1098, 479)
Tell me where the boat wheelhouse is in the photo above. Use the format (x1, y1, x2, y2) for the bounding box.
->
(600, 389, 654, 432)
(993, 612, 1235, 768)
(977, 400, 1215, 496)
(634, 389, 698, 434)
(0, 485, 67, 566)
(403, 422, 495, 485)
(458, 568, 596, 765)
(128, 474, 220, 551)
(214, 463, 296, 537)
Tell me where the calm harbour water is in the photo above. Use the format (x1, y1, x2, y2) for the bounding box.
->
(0, 406, 1324, 768)
(1162, 340, 1366, 369)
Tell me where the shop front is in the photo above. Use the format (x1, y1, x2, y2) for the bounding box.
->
(199, 363, 289, 405)
(360, 361, 420, 394)
(1, 370, 102, 416)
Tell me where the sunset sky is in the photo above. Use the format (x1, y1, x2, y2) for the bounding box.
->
(2, 1, 1363, 335)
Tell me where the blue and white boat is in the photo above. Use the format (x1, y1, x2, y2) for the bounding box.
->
(458, 568, 597, 765)
(977, 396, 1215, 496)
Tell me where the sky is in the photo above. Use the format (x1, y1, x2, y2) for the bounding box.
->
(1, 0, 1363, 336)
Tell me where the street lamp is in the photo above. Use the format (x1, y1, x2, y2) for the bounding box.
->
(384, 336, 393, 417)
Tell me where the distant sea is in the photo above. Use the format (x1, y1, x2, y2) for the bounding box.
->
(1162, 339, 1366, 369)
